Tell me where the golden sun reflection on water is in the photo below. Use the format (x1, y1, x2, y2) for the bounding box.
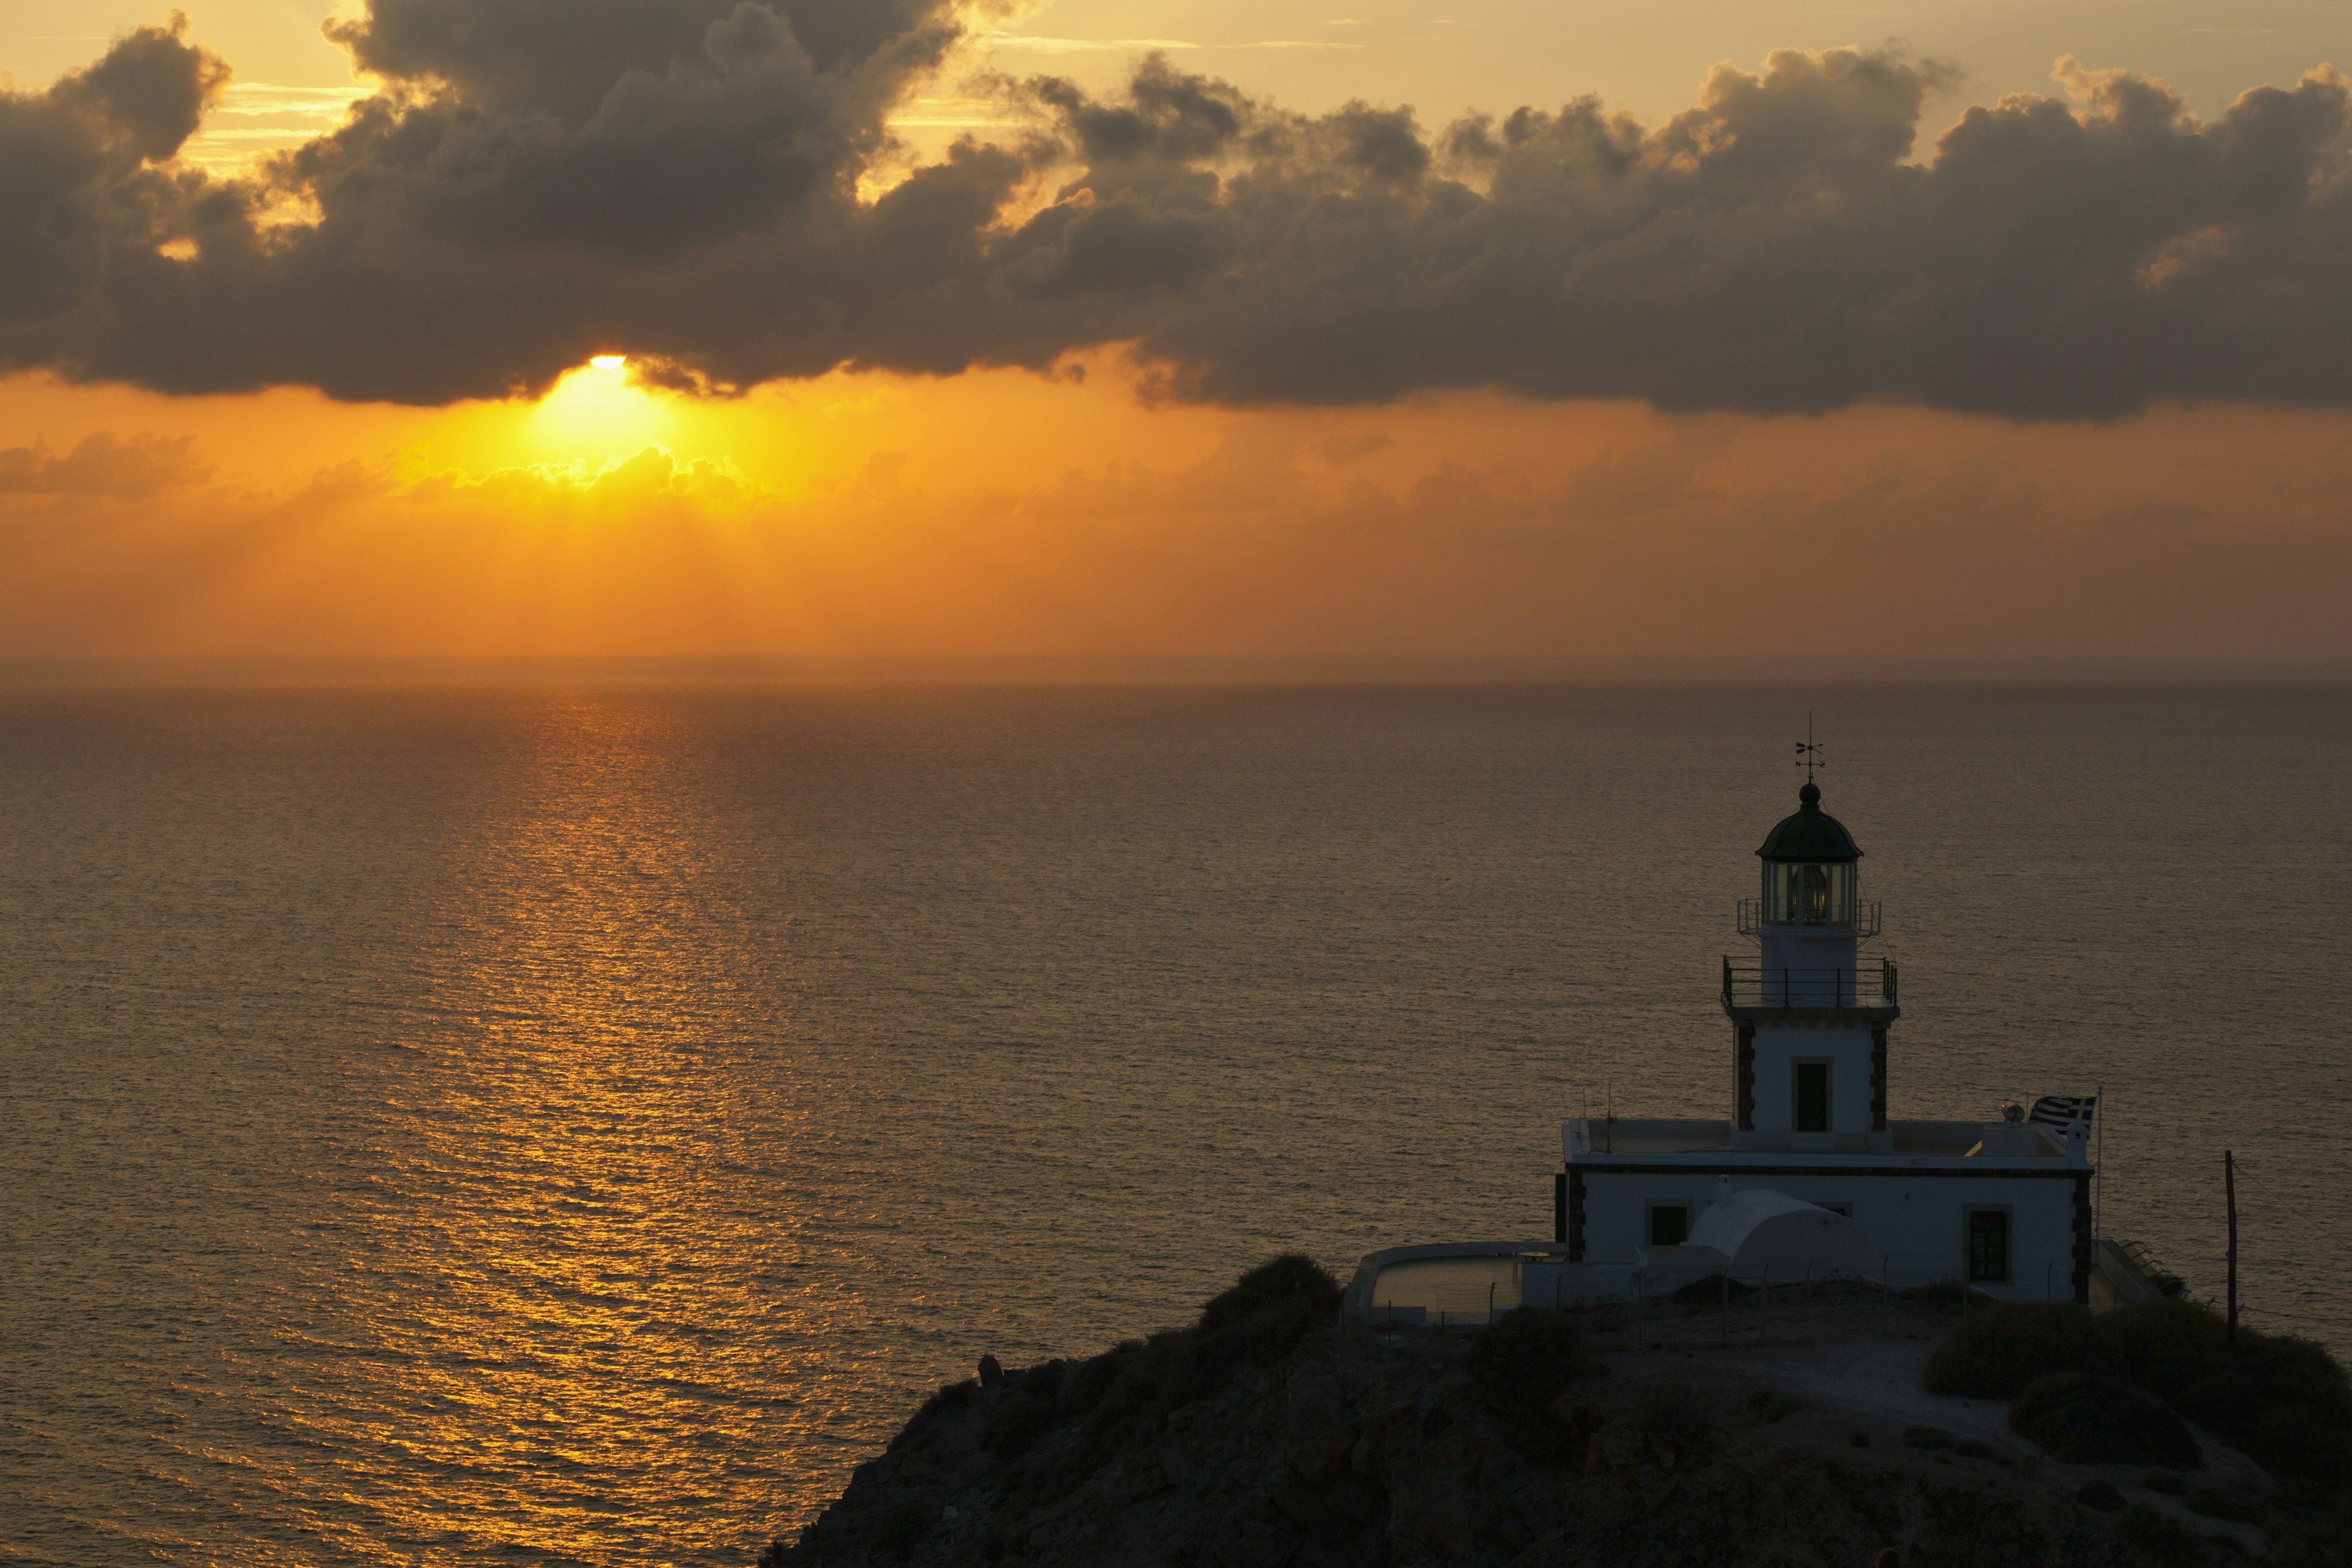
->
(305, 698, 846, 1562)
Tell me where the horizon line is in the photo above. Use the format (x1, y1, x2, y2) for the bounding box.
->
(2, 654, 2350, 690)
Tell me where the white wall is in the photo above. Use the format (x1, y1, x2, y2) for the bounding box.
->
(1578, 1169, 2081, 1300)
(1747, 1019, 1879, 1141)
(1757, 919, 1855, 981)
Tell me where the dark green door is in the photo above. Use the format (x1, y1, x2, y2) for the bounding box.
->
(1795, 1063, 1830, 1132)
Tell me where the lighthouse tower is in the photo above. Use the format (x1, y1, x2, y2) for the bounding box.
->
(1544, 764, 2093, 1304)
(1725, 780, 1897, 1153)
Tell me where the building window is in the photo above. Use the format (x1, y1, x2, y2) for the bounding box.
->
(1648, 1204, 1691, 1247)
(1968, 1209, 2011, 1283)
(1795, 1062, 1831, 1133)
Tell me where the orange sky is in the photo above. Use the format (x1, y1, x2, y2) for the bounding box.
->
(7, 360, 2351, 659)
(5, 0, 2351, 660)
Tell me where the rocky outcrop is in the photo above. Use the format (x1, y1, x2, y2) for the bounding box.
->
(771, 1303, 2245, 1568)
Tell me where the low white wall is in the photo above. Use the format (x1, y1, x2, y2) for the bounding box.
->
(1515, 1263, 1644, 1312)
(1562, 1119, 1728, 1158)
(1346, 1244, 1750, 1322)
(1341, 1240, 1567, 1318)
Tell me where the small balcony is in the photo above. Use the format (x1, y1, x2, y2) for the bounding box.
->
(1737, 898, 1882, 938)
(1722, 957, 1899, 1011)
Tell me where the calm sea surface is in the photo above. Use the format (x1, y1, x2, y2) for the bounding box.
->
(2, 685, 2346, 1564)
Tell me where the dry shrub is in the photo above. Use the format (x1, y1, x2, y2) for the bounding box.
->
(2102, 1299, 2352, 1486)
(2008, 1372, 2201, 1468)
(1921, 1303, 2120, 1398)
(1468, 1308, 1593, 1461)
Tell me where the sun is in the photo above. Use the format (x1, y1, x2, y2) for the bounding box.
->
(530, 356, 673, 457)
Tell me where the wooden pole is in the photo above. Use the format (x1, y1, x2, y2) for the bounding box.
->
(2225, 1150, 2239, 1349)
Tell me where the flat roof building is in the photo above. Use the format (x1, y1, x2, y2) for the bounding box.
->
(1554, 779, 2093, 1302)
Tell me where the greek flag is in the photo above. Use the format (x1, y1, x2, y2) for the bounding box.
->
(2029, 1094, 2097, 1129)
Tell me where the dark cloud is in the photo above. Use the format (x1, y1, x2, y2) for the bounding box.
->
(1084, 51, 2352, 415)
(325, 0, 948, 119)
(0, 15, 224, 324)
(0, 431, 211, 497)
(288, 3, 880, 264)
(1, 7, 2350, 416)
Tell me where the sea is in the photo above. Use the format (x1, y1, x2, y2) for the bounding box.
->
(2, 683, 2345, 1565)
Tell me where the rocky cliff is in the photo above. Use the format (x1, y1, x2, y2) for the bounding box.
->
(767, 1260, 2261, 1568)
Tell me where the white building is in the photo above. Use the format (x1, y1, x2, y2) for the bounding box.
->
(1548, 780, 2093, 1303)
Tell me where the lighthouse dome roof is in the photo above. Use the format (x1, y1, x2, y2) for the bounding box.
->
(1756, 782, 1862, 862)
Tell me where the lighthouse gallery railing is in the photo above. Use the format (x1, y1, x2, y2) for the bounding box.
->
(1721, 957, 1899, 1009)
(1736, 898, 1882, 938)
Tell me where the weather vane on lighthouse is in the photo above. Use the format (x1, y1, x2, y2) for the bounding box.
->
(1795, 711, 1825, 782)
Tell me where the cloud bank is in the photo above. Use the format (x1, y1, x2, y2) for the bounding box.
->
(3, 2, 2350, 414)
(0, 431, 211, 496)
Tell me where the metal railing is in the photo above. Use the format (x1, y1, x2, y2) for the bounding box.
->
(2105, 1238, 2192, 1303)
(1722, 957, 1898, 1009)
(1736, 899, 1882, 938)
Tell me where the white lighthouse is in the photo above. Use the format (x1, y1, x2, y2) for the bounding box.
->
(1729, 778, 1896, 1154)
(1549, 775, 2094, 1302)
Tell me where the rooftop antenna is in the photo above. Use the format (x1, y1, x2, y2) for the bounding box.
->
(1795, 710, 1825, 784)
